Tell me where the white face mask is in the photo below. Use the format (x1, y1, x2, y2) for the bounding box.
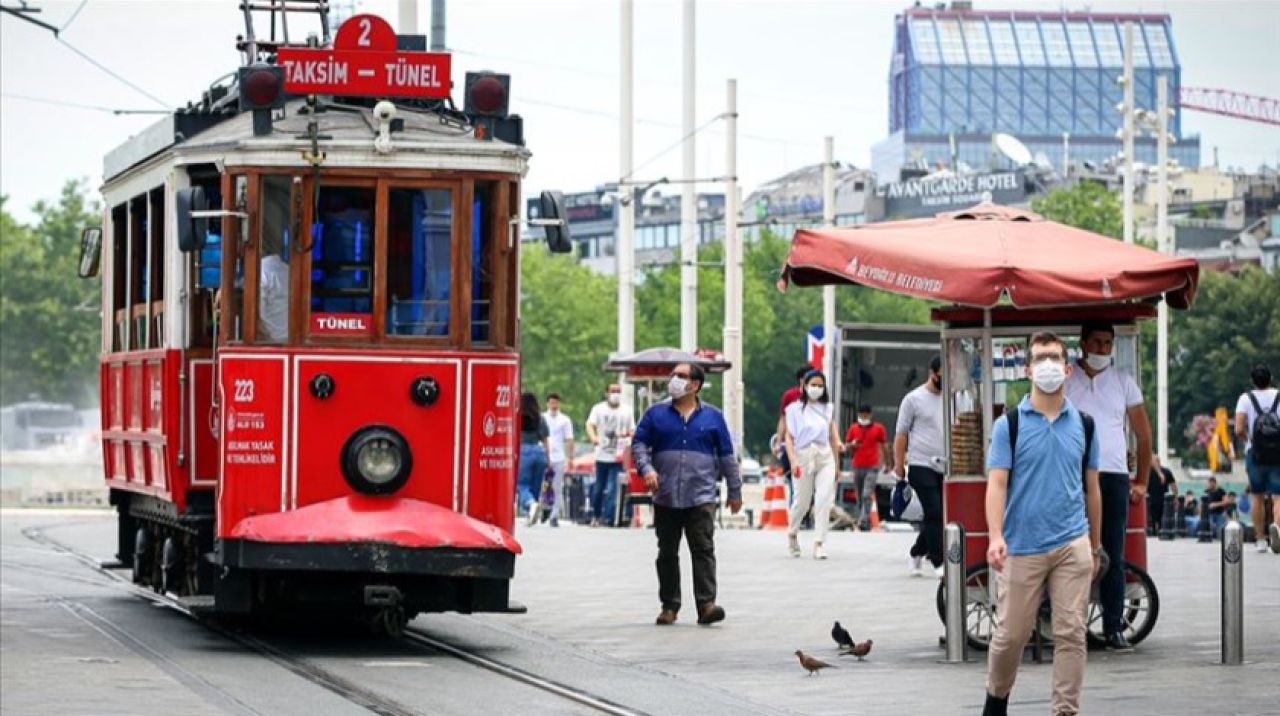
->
(667, 376, 689, 400)
(607, 393, 621, 407)
(1084, 353, 1111, 371)
(858, 417, 871, 426)
(806, 385, 825, 401)
(1032, 361, 1067, 394)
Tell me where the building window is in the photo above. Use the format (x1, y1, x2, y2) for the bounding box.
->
(909, 18, 940, 64)
(1067, 22, 1099, 67)
(988, 20, 1020, 66)
(963, 19, 993, 65)
(936, 19, 967, 64)
(1014, 20, 1046, 65)
(1040, 21, 1072, 66)
(1144, 23, 1175, 68)
(1093, 21, 1124, 66)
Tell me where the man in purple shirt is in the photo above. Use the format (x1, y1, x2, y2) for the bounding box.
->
(633, 362, 742, 627)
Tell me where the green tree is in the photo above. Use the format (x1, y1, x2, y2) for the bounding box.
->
(517, 247, 618, 421)
(1166, 267, 1280, 456)
(1031, 181, 1123, 239)
(0, 182, 101, 407)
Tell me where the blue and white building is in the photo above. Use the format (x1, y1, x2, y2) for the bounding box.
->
(872, 3, 1201, 183)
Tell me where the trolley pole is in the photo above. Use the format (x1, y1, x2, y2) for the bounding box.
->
(942, 522, 968, 663)
(1155, 74, 1170, 463)
(1221, 520, 1243, 665)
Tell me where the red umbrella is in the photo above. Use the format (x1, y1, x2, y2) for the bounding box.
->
(780, 203, 1199, 310)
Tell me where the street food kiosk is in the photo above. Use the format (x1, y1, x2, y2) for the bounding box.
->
(781, 202, 1199, 648)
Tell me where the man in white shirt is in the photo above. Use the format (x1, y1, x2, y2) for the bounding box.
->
(543, 392, 575, 528)
(893, 355, 946, 577)
(1234, 363, 1280, 553)
(1063, 320, 1152, 652)
(586, 384, 636, 527)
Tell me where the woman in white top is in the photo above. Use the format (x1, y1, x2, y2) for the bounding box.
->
(784, 369, 844, 559)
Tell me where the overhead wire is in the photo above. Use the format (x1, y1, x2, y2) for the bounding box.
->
(59, 0, 86, 31)
(1, 92, 167, 114)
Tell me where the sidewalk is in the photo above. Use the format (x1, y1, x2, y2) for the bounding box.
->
(493, 523, 1280, 715)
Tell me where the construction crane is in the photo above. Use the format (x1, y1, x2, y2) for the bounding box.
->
(1180, 87, 1279, 127)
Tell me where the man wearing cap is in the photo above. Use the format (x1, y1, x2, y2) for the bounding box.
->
(1064, 320, 1152, 652)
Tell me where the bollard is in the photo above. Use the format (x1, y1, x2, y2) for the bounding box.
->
(1221, 520, 1244, 665)
(943, 522, 968, 663)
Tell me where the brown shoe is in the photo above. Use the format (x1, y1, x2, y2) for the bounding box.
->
(655, 608, 678, 625)
(696, 604, 725, 625)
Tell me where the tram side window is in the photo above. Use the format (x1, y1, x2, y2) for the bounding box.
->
(258, 176, 291, 343)
(224, 175, 248, 343)
(148, 187, 165, 347)
(189, 178, 222, 349)
(128, 195, 147, 349)
(472, 182, 495, 344)
(311, 186, 375, 320)
(110, 203, 127, 352)
(387, 188, 452, 337)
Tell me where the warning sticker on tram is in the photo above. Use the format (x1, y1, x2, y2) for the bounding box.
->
(276, 14, 451, 99)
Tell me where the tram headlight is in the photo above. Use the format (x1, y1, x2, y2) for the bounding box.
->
(341, 426, 412, 495)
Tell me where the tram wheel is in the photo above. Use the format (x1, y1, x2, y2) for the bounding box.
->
(1085, 562, 1159, 647)
(370, 606, 408, 638)
(132, 527, 151, 585)
(161, 536, 184, 596)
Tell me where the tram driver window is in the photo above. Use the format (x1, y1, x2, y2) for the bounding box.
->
(258, 176, 291, 343)
(387, 188, 452, 337)
(310, 186, 375, 320)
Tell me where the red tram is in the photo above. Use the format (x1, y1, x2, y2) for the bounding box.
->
(76, 9, 570, 633)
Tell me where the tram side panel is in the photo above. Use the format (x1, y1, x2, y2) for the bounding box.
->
(464, 357, 520, 532)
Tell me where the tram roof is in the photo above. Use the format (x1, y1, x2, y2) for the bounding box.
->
(104, 99, 530, 184)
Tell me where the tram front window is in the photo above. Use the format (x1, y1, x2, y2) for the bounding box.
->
(387, 188, 452, 337)
(311, 186, 375, 321)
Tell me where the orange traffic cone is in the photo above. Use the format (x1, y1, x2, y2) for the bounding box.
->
(869, 494, 883, 532)
(763, 468, 789, 530)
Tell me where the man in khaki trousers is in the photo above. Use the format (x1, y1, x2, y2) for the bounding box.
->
(982, 332, 1103, 716)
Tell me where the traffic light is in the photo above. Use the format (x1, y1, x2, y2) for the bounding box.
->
(238, 64, 285, 136)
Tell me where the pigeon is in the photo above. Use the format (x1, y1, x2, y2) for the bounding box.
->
(847, 639, 873, 661)
(795, 650, 835, 676)
(831, 621, 854, 650)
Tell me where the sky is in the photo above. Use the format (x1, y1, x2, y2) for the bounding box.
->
(2, 0, 1278, 224)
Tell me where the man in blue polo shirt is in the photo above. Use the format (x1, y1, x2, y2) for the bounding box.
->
(633, 362, 742, 627)
(982, 332, 1102, 716)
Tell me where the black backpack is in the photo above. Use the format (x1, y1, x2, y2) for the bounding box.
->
(1006, 409, 1096, 491)
(1246, 391, 1280, 465)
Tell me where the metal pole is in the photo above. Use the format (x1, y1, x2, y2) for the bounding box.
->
(723, 78, 742, 449)
(1062, 132, 1069, 178)
(679, 0, 698, 352)
(399, 0, 418, 34)
(1122, 23, 1135, 245)
(943, 522, 968, 663)
(1156, 75, 1170, 462)
(1221, 520, 1243, 665)
(430, 0, 446, 51)
(822, 137, 836, 382)
(618, 0, 635, 407)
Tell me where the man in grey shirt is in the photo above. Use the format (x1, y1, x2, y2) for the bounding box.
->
(893, 355, 946, 577)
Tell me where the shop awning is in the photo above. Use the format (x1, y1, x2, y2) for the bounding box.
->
(780, 203, 1199, 310)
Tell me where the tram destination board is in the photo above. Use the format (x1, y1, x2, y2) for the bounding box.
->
(277, 14, 451, 99)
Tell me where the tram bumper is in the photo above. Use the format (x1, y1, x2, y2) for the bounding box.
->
(215, 496, 524, 615)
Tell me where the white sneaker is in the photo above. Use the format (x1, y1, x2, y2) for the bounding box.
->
(1256, 539, 1270, 553)
(788, 534, 801, 558)
(814, 543, 828, 560)
(909, 555, 924, 576)
(526, 500, 541, 527)
(934, 564, 945, 578)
